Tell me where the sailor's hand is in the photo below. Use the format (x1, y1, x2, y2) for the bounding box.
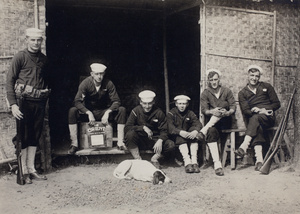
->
(260, 108, 273, 116)
(179, 130, 189, 138)
(186, 130, 198, 139)
(251, 107, 260, 113)
(11, 104, 23, 120)
(101, 110, 111, 125)
(210, 108, 223, 117)
(221, 110, 230, 117)
(143, 126, 153, 139)
(86, 111, 96, 125)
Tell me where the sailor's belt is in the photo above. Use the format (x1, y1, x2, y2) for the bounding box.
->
(15, 83, 51, 99)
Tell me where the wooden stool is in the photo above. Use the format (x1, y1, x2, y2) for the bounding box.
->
(221, 127, 282, 170)
(221, 130, 240, 170)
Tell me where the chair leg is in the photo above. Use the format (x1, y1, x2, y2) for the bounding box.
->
(222, 137, 230, 168)
(230, 132, 236, 170)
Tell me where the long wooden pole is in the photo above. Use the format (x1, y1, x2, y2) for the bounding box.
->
(34, 0, 39, 28)
(163, 12, 170, 113)
(199, 2, 211, 163)
(271, 11, 277, 86)
(199, 3, 206, 123)
(294, 57, 300, 167)
(206, 5, 274, 15)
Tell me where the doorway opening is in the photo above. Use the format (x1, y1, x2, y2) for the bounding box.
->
(45, 4, 200, 145)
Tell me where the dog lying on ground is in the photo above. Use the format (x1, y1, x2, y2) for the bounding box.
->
(113, 159, 172, 185)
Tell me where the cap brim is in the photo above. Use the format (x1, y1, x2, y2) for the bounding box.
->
(141, 98, 154, 103)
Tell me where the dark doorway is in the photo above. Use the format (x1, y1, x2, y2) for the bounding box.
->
(166, 7, 200, 112)
(45, 4, 200, 145)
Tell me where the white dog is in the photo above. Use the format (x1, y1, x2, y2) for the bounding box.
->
(113, 159, 172, 185)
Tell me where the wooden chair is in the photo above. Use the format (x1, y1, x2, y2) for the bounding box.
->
(221, 126, 283, 170)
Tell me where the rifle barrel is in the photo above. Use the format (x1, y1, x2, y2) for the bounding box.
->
(260, 88, 296, 174)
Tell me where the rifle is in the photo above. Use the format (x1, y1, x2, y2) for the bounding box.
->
(15, 97, 25, 185)
(263, 109, 285, 160)
(260, 88, 296, 174)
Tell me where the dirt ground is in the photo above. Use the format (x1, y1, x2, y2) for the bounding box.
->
(1, 157, 300, 214)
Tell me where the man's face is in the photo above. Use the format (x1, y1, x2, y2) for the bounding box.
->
(248, 70, 260, 86)
(208, 74, 220, 89)
(175, 101, 189, 112)
(26, 36, 43, 53)
(91, 71, 105, 84)
(140, 100, 154, 113)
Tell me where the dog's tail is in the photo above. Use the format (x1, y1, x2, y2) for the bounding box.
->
(113, 160, 133, 179)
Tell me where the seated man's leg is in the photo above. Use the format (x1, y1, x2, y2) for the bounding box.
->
(124, 130, 142, 159)
(236, 114, 274, 158)
(148, 138, 175, 168)
(150, 139, 166, 166)
(160, 139, 176, 162)
(68, 107, 80, 154)
(178, 143, 194, 173)
(200, 115, 221, 136)
(113, 106, 127, 149)
(252, 127, 265, 171)
(190, 142, 200, 173)
(254, 144, 263, 171)
(206, 127, 224, 176)
(185, 127, 200, 172)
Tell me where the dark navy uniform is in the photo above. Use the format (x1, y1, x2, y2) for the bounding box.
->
(124, 105, 174, 153)
(7, 48, 49, 149)
(239, 82, 281, 145)
(167, 107, 202, 145)
(68, 76, 126, 124)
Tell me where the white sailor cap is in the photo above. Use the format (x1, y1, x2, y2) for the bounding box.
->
(90, 63, 107, 73)
(174, 95, 191, 103)
(247, 65, 263, 75)
(206, 68, 222, 78)
(138, 90, 156, 103)
(25, 28, 43, 38)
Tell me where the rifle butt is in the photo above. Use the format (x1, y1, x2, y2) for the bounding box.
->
(17, 171, 25, 185)
(259, 159, 272, 175)
(16, 145, 25, 185)
(260, 148, 278, 175)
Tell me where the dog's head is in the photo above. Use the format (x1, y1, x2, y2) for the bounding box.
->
(153, 170, 172, 185)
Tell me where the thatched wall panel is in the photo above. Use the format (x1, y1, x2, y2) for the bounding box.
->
(0, 114, 17, 161)
(0, 0, 35, 56)
(205, 1, 300, 66)
(275, 66, 297, 125)
(275, 6, 300, 66)
(203, 1, 300, 131)
(206, 6, 273, 60)
(0, 59, 11, 112)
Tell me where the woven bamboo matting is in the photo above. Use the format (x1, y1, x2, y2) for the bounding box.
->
(205, 6, 273, 61)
